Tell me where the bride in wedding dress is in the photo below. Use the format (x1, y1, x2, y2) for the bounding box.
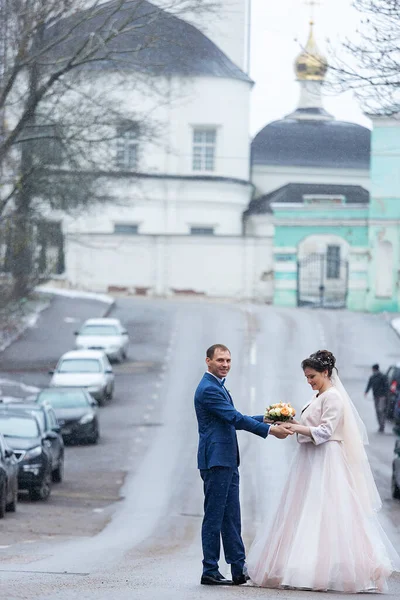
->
(247, 350, 400, 593)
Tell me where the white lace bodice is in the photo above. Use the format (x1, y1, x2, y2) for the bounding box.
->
(298, 387, 345, 445)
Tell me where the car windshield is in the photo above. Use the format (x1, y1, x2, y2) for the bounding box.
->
(38, 390, 89, 409)
(26, 410, 45, 430)
(0, 416, 39, 438)
(80, 325, 119, 336)
(58, 359, 101, 373)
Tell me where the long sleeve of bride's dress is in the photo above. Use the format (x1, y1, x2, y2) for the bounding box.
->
(309, 392, 344, 445)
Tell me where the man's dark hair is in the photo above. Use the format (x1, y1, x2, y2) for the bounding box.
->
(206, 344, 230, 359)
(372, 364, 379, 371)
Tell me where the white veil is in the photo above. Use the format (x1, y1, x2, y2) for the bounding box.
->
(331, 371, 382, 513)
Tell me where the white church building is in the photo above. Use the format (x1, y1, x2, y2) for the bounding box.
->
(58, 0, 371, 303)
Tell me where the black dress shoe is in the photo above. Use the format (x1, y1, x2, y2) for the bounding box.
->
(201, 574, 233, 585)
(232, 573, 250, 585)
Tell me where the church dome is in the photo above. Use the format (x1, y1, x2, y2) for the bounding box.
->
(251, 118, 371, 169)
(45, 0, 252, 83)
(295, 21, 328, 81)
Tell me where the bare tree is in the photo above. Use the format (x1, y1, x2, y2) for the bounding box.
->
(0, 0, 218, 297)
(329, 0, 400, 114)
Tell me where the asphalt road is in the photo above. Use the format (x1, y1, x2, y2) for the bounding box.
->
(0, 296, 400, 599)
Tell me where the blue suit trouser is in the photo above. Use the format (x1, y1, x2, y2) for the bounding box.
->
(200, 466, 245, 578)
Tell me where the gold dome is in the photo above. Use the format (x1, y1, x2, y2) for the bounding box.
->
(295, 21, 328, 81)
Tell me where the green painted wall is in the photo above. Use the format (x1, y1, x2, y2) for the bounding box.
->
(366, 120, 400, 312)
(274, 225, 369, 248)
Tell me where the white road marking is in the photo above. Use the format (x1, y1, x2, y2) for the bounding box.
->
(317, 323, 326, 346)
(146, 404, 154, 411)
(0, 545, 10, 549)
(0, 378, 40, 393)
(250, 342, 257, 366)
(64, 317, 79, 323)
(143, 413, 150, 421)
(93, 508, 104, 513)
(250, 386, 256, 414)
(152, 394, 158, 401)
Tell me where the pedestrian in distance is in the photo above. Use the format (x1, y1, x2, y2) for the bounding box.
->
(364, 364, 389, 433)
(194, 344, 293, 587)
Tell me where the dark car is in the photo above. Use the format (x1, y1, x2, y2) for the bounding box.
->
(386, 365, 400, 420)
(392, 438, 400, 499)
(2, 403, 65, 483)
(36, 388, 100, 444)
(0, 432, 18, 517)
(0, 411, 53, 501)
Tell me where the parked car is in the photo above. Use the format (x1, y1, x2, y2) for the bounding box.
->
(0, 411, 53, 501)
(3, 402, 64, 482)
(0, 432, 18, 517)
(36, 388, 100, 444)
(392, 438, 400, 499)
(49, 349, 114, 406)
(386, 365, 400, 420)
(75, 318, 129, 362)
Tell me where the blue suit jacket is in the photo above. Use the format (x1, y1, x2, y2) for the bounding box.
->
(194, 372, 270, 470)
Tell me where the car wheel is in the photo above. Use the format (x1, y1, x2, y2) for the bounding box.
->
(106, 386, 113, 402)
(392, 471, 400, 500)
(87, 430, 99, 445)
(122, 348, 127, 360)
(0, 482, 6, 518)
(52, 455, 64, 483)
(29, 470, 52, 501)
(97, 390, 107, 406)
(6, 484, 17, 513)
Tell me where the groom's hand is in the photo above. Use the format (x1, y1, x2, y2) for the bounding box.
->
(269, 424, 294, 439)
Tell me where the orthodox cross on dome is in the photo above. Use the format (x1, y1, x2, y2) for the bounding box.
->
(305, 0, 321, 23)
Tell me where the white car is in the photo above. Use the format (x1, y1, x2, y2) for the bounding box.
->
(74, 318, 129, 362)
(49, 350, 114, 406)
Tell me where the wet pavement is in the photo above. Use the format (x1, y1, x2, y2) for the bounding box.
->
(0, 296, 400, 599)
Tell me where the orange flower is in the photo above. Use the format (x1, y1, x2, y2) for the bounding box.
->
(281, 407, 289, 416)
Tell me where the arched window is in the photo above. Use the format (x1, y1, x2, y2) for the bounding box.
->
(375, 240, 393, 298)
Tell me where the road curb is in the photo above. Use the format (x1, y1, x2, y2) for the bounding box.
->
(102, 300, 116, 318)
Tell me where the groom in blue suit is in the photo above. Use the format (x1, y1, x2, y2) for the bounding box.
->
(195, 344, 293, 586)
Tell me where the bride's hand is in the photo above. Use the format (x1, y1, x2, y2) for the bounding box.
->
(285, 423, 301, 432)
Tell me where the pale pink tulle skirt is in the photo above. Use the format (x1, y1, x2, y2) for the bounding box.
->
(247, 441, 399, 593)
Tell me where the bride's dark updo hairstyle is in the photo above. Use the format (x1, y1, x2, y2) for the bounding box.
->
(301, 350, 337, 377)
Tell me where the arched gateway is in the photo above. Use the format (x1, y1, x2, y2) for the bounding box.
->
(297, 236, 349, 307)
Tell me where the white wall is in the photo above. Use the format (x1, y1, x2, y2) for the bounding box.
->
(65, 233, 274, 302)
(62, 177, 252, 236)
(89, 72, 252, 181)
(252, 164, 371, 197)
(244, 213, 274, 237)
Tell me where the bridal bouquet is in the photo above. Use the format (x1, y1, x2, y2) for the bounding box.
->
(264, 402, 296, 422)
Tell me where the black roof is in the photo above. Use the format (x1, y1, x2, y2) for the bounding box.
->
(245, 183, 370, 216)
(45, 0, 251, 82)
(251, 118, 371, 169)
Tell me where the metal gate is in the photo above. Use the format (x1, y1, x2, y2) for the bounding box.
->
(297, 253, 349, 308)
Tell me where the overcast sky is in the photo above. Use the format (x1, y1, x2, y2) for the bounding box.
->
(249, 0, 371, 135)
